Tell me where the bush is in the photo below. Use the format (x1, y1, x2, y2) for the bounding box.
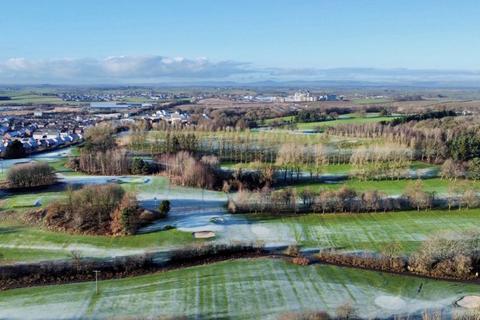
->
(291, 256, 310, 266)
(83, 125, 116, 152)
(158, 200, 171, 218)
(159, 151, 220, 189)
(335, 302, 357, 319)
(278, 311, 331, 320)
(285, 245, 300, 257)
(409, 231, 480, 279)
(6, 162, 56, 189)
(130, 157, 152, 175)
(45, 184, 140, 235)
(4, 140, 26, 159)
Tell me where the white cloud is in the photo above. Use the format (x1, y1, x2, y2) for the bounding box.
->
(0, 55, 479, 85)
(0, 55, 252, 83)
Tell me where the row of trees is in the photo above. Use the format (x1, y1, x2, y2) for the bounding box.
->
(6, 162, 56, 189)
(228, 180, 479, 214)
(440, 158, 480, 181)
(129, 127, 418, 178)
(70, 149, 130, 175)
(72, 125, 157, 175)
(328, 116, 480, 162)
(386, 110, 456, 126)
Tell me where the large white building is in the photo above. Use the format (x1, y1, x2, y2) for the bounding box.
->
(284, 90, 318, 102)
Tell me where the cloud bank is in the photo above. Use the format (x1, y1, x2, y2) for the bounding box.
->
(1, 55, 480, 85)
(0, 56, 252, 83)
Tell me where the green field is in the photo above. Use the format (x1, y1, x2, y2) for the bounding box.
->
(295, 115, 398, 130)
(287, 177, 479, 195)
(264, 209, 480, 253)
(0, 93, 64, 105)
(0, 222, 196, 264)
(351, 98, 392, 104)
(262, 113, 399, 131)
(264, 115, 296, 124)
(1, 189, 67, 211)
(0, 258, 476, 319)
(0, 175, 215, 264)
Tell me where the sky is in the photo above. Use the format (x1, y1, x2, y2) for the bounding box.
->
(1, 0, 480, 84)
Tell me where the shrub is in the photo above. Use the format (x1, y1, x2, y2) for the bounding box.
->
(4, 140, 26, 159)
(45, 184, 140, 235)
(292, 256, 310, 266)
(130, 157, 152, 175)
(6, 162, 56, 189)
(285, 245, 300, 257)
(83, 125, 116, 152)
(335, 302, 357, 319)
(278, 311, 331, 320)
(159, 151, 220, 189)
(158, 200, 171, 218)
(111, 193, 141, 235)
(409, 231, 480, 279)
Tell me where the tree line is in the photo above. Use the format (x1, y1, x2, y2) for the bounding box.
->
(327, 115, 480, 162)
(228, 180, 479, 215)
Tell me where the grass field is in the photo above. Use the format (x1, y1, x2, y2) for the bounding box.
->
(0, 222, 196, 263)
(351, 98, 392, 104)
(0, 93, 64, 105)
(262, 113, 399, 131)
(295, 114, 398, 130)
(1, 189, 67, 211)
(0, 258, 476, 319)
(287, 177, 480, 195)
(264, 115, 296, 124)
(0, 175, 216, 264)
(265, 209, 480, 253)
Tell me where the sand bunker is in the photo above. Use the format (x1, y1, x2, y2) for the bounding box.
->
(193, 231, 216, 239)
(374, 295, 407, 310)
(456, 296, 480, 309)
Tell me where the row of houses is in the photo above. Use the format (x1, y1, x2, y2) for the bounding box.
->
(0, 132, 83, 156)
(147, 110, 189, 123)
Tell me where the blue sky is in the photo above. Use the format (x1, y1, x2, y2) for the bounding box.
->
(1, 0, 480, 83)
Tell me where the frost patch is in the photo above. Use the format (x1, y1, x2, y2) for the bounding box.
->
(374, 295, 406, 310)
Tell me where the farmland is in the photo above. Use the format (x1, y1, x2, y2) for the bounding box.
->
(0, 91, 64, 105)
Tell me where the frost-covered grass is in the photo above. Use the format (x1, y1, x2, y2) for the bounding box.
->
(48, 159, 82, 176)
(0, 224, 196, 263)
(217, 209, 480, 253)
(0, 258, 477, 319)
(0, 175, 219, 263)
(271, 209, 480, 253)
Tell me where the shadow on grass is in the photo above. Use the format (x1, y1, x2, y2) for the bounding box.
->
(0, 226, 22, 235)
